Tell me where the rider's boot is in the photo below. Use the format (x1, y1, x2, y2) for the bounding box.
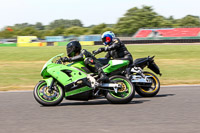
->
(125, 67, 132, 79)
(97, 68, 109, 83)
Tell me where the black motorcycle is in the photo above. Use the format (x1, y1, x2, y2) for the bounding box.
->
(97, 56, 161, 97)
(128, 56, 161, 97)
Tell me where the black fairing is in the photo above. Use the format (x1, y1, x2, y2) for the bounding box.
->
(66, 91, 93, 101)
(133, 56, 161, 76)
(64, 78, 93, 100)
(133, 57, 149, 68)
(64, 78, 91, 92)
(148, 61, 161, 76)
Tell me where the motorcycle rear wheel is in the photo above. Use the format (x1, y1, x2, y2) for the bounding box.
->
(105, 75, 135, 104)
(33, 81, 64, 106)
(135, 71, 160, 97)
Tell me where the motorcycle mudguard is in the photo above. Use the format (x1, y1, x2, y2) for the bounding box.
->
(148, 61, 162, 76)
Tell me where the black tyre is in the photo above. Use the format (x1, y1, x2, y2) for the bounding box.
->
(135, 71, 160, 97)
(105, 75, 135, 104)
(33, 81, 64, 106)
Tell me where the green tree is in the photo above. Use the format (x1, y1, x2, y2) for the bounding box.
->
(115, 6, 172, 35)
(177, 15, 200, 27)
(0, 29, 15, 38)
(64, 26, 88, 36)
(16, 27, 39, 36)
(13, 23, 33, 29)
(42, 30, 55, 37)
(151, 16, 173, 27)
(52, 27, 65, 36)
(35, 22, 44, 30)
(88, 23, 107, 34)
(48, 19, 83, 30)
(101, 27, 120, 35)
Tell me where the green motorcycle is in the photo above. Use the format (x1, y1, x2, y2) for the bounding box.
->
(33, 53, 135, 106)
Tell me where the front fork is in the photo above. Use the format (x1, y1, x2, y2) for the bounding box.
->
(42, 77, 56, 93)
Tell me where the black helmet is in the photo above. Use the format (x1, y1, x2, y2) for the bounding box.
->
(66, 41, 82, 57)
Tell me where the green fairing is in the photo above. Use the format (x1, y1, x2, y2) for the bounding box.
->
(65, 86, 92, 97)
(68, 59, 129, 74)
(40, 53, 87, 87)
(67, 61, 88, 73)
(43, 77, 53, 87)
(41, 53, 64, 77)
(47, 63, 87, 86)
(103, 60, 129, 73)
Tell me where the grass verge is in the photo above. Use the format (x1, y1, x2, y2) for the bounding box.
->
(0, 44, 200, 91)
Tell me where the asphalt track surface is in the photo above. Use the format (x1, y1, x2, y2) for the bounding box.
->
(0, 85, 200, 133)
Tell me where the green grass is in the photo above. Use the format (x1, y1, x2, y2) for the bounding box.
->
(0, 44, 200, 91)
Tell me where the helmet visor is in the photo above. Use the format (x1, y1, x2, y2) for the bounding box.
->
(67, 46, 74, 57)
(102, 36, 111, 45)
(102, 37, 106, 43)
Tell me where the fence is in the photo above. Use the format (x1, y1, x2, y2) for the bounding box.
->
(94, 39, 200, 45)
(1, 39, 200, 47)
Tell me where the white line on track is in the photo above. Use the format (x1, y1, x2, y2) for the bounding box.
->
(162, 84, 200, 88)
(0, 90, 33, 93)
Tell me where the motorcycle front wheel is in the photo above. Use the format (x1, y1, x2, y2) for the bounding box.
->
(33, 81, 64, 106)
(105, 75, 135, 104)
(135, 71, 160, 97)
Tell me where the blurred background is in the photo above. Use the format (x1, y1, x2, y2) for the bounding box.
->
(0, 0, 200, 91)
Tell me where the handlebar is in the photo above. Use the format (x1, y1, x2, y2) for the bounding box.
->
(92, 50, 101, 56)
(56, 57, 63, 64)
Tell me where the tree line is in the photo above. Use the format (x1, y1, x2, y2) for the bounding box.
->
(0, 6, 200, 39)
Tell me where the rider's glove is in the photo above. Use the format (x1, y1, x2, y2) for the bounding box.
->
(93, 47, 106, 55)
(98, 47, 105, 52)
(92, 50, 98, 55)
(104, 47, 108, 51)
(61, 57, 71, 62)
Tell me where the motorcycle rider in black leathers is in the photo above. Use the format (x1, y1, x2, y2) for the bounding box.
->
(61, 41, 109, 82)
(93, 31, 133, 76)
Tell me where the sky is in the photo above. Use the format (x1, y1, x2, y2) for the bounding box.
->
(0, 0, 200, 28)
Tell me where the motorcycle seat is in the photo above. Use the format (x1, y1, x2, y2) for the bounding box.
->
(97, 58, 110, 65)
